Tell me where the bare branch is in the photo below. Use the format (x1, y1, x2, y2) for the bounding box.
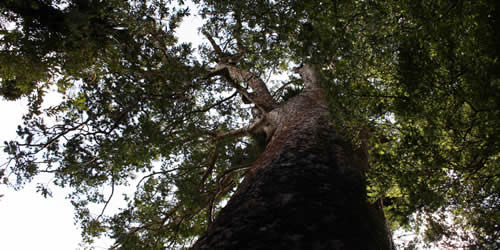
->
(203, 31, 225, 59)
(203, 29, 276, 111)
(215, 164, 252, 187)
(213, 64, 277, 112)
(213, 116, 266, 142)
(97, 176, 115, 221)
(201, 147, 219, 184)
(272, 81, 296, 99)
(207, 163, 251, 228)
(191, 91, 238, 114)
(206, 67, 257, 108)
(233, 10, 247, 57)
(136, 168, 181, 189)
(28, 117, 91, 154)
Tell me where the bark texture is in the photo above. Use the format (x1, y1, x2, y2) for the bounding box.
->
(192, 71, 393, 250)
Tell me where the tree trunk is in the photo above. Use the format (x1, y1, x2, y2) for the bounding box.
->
(192, 78, 393, 250)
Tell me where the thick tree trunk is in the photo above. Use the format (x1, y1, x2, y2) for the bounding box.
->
(192, 79, 393, 249)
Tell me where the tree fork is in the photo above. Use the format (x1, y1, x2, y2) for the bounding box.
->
(204, 31, 277, 112)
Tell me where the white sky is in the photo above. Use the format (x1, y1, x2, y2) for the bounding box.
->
(0, 7, 204, 250)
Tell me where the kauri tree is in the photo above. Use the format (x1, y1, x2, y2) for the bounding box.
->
(1, 0, 499, 249)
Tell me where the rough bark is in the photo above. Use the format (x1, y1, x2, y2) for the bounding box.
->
(192, 67, 393, 250)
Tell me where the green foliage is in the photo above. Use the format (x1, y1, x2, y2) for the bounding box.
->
(1, 0, 499, 249)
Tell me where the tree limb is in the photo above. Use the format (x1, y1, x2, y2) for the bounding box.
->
(203, 32, 277, 112)
(206, 67, 260, 110)
(97, 176, 115, 221)
(201, 147, 219, 185)
(203, 30, 225, 59)
(233, 10, 247, 58)
(212, 116, 266, 142)
(212, 64, 277, 112)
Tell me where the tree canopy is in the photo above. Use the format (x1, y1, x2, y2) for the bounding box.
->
(1, 0, 499, 248)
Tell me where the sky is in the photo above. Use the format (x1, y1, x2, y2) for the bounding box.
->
(0, 6, 204, 250)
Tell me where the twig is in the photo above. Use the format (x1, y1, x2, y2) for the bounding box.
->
(213, 116, 266, 141)
(203, 31, 225, 59)
(97, 176, 115, 220)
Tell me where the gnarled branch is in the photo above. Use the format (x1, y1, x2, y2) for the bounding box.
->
(210, 115, 266, 142)
(203, 32, 277, 112)
(210, 64, 277, 112)
(203, 30, 225, 59)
